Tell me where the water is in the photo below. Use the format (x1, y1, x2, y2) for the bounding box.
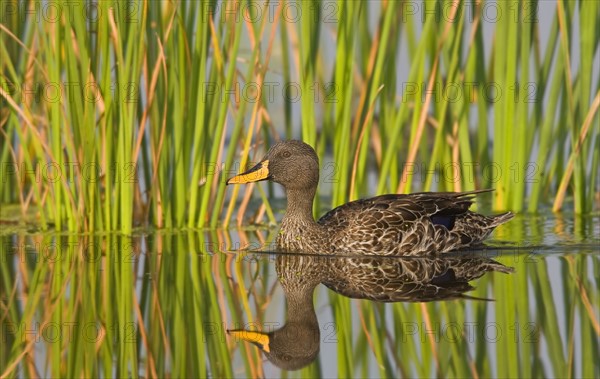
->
(0, 212, 598, 378)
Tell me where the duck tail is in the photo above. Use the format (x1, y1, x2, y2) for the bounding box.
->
(484, 259, 515, 274)
(490, 211, 514, 227)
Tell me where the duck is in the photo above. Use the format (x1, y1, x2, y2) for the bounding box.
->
(227, 140, 513, 256)
(227, 253, 514, 370)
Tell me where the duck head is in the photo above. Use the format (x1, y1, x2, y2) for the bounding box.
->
(227, 322, 320, 371)
(226, 140, 319, 191)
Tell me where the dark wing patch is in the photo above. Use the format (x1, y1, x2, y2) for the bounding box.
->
(430, 268, 457, 284)
(430, 215, 456, 230)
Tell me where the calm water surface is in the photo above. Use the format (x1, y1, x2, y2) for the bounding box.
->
(0, 212, 598, 378)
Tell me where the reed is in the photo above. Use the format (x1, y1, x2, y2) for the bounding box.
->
(1, 0, 598, 232)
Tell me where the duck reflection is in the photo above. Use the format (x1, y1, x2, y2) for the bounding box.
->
(228, 253, 513, 371)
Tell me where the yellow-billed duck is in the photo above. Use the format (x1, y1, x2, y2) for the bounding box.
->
(227, 140, 513, 255)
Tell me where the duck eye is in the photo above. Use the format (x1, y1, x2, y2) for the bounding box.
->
(282, 151, 291, 158)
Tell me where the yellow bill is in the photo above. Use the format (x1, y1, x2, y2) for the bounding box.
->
(227, 160, 270, 184)
(227, 329, 271, 352)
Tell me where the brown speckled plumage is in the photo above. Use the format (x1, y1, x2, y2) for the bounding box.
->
(228, 140, 514, 256)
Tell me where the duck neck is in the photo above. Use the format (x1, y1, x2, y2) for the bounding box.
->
(282, 187, 317, 225)
(283, 284, 319, 327)
(276, 255, 323, 327)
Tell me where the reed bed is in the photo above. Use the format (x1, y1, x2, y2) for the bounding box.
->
(0, 0, 598, 233)
(1, 3, 597, 377)
(1, 214, 598, 377)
